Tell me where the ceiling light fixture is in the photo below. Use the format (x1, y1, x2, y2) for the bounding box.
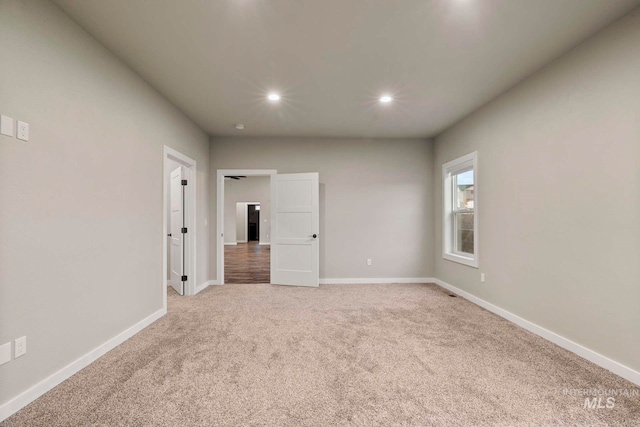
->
(235, 123, 245, 130)
(379, 95, 393, 104)
(267, 93, 281, 102)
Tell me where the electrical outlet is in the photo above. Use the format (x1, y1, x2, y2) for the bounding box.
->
(366, 258, 372, 266)
(14, 336, 26, 358)
(481, 273, 486, 283)
(17, 121, 29, 141)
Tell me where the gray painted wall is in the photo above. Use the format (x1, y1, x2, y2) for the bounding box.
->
(235, 203, 248, 242)
(433, 9, 640, 373)
(0, 0, 209, 406)
(224, 176, 270, 244)
(210, 137, 434, 281)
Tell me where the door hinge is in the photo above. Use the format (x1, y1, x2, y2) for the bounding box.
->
(181, 227, 188, 234)
(181, 179, 188, 186)
(181, 275, 188, 282)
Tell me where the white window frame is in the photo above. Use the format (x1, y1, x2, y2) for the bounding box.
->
(442, 151, 479, 268)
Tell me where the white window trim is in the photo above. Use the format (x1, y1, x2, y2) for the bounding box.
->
(442, 151, 479, 268)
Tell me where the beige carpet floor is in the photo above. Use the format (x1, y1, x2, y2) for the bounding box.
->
(2, 283, 639, 427)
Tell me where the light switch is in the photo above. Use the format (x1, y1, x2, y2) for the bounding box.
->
(0, 342, 11, 366)
(17, 121, 29, 141)
(1, 115, 14, 137)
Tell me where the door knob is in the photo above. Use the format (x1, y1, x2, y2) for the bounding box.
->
(167, 233, 172, 237)
(312, 234, 317, 238)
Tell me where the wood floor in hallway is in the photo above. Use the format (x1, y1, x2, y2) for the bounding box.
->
(224, 241, 270, 283)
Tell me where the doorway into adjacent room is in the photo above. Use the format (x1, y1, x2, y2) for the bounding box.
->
(222, 175, 271, 284)
(163, 146, 196, 305)
(247, 204, 260, 242)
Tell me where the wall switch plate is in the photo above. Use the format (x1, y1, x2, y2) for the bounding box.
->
(366, 259, 372, 266)
(0, 342, 11, 366)
(481, 273, 486, 283)
(17, 121, 29, 141)
(14, 336, 26, 358)
(1, 115, 14, 137)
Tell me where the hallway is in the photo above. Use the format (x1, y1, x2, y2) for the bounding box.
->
(224, 242, 270, 284)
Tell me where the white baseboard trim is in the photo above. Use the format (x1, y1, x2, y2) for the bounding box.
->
(320, 277, 434, 285)
(224, 242, 237, 246)
(432, 278, 640, 387)
(194, 280, 221, 295)
(0, 308, 166, 422)
(258, 242, 271, 246)
(194, 281, 209, 295)
(236, 240, 247, 244)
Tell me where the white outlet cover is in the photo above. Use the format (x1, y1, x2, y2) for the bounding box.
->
(0, 342, 10, 366)
(14, 336, 26, 358)
(17, 121, 29, 141)
(1, 115, 14, 137)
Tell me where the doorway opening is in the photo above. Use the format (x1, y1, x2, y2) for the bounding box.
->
(222, 173, 272, 284)
(248, 203, 260, 241)
(163, 146, 196, 307)
(216, 169, 277, 284)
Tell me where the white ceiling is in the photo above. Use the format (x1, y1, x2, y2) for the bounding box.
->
(53, 0, 639, 138)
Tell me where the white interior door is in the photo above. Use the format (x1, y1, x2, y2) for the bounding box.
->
(169, 166, 185, 295)
(271, 173, 319, 287)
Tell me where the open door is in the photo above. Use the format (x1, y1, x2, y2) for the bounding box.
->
(271, 173, 319, 287)
(169, 166, 185, 295)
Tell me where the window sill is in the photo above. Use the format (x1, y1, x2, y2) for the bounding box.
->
(443, 252, 478, 268)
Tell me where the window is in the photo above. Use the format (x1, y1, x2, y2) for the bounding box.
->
(443, 152, 478, 268)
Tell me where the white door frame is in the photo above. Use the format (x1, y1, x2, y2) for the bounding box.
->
(217, 169, 276, 284)
(163, 146, 197, 308)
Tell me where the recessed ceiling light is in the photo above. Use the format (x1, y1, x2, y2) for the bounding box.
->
(267, 93, 281, 102)
(235, 123, 245, 130)
(379, 95, 393, 103)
